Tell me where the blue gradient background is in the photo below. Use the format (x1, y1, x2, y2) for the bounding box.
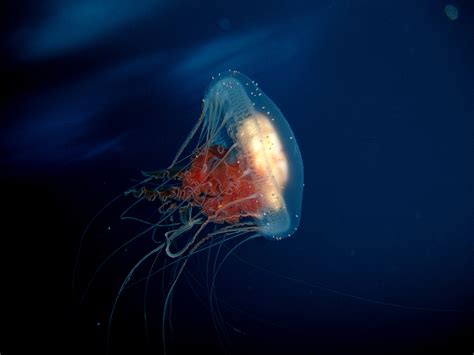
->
(1, 0, 473, 354)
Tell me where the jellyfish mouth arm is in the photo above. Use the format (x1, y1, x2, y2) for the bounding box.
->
(125, 183, 195, 206)
(165, 219, 209, 258)
(140, 166, 183, 180)
(164, 216, 203, 243)
(124, 186, 160, 201)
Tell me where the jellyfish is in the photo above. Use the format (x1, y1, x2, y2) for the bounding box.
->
(127, 70, 303, 245)
(77, 70, 303, 353)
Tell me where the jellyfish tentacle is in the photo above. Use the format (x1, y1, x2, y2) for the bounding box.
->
(143, 248, 163, 347)
(123, 223, 257, 291)
(209, 233, 260, 347)
(164, 217, 203, 246)
(169, 100, 209, 169)
(106, 243, 165, 354)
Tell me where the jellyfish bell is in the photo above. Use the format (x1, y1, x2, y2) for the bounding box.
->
(204, 71, 304, 239)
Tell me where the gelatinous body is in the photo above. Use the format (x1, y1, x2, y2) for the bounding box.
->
(79, 71, 304, 354)
(130, 71, 303, 241)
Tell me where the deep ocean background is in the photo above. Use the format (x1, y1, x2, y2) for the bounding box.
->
(1, 0, 473, 354)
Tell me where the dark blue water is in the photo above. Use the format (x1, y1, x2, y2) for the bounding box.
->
(1, 1, 473, 354)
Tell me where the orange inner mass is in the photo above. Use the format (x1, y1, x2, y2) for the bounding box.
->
(178, 146, 261, 223)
